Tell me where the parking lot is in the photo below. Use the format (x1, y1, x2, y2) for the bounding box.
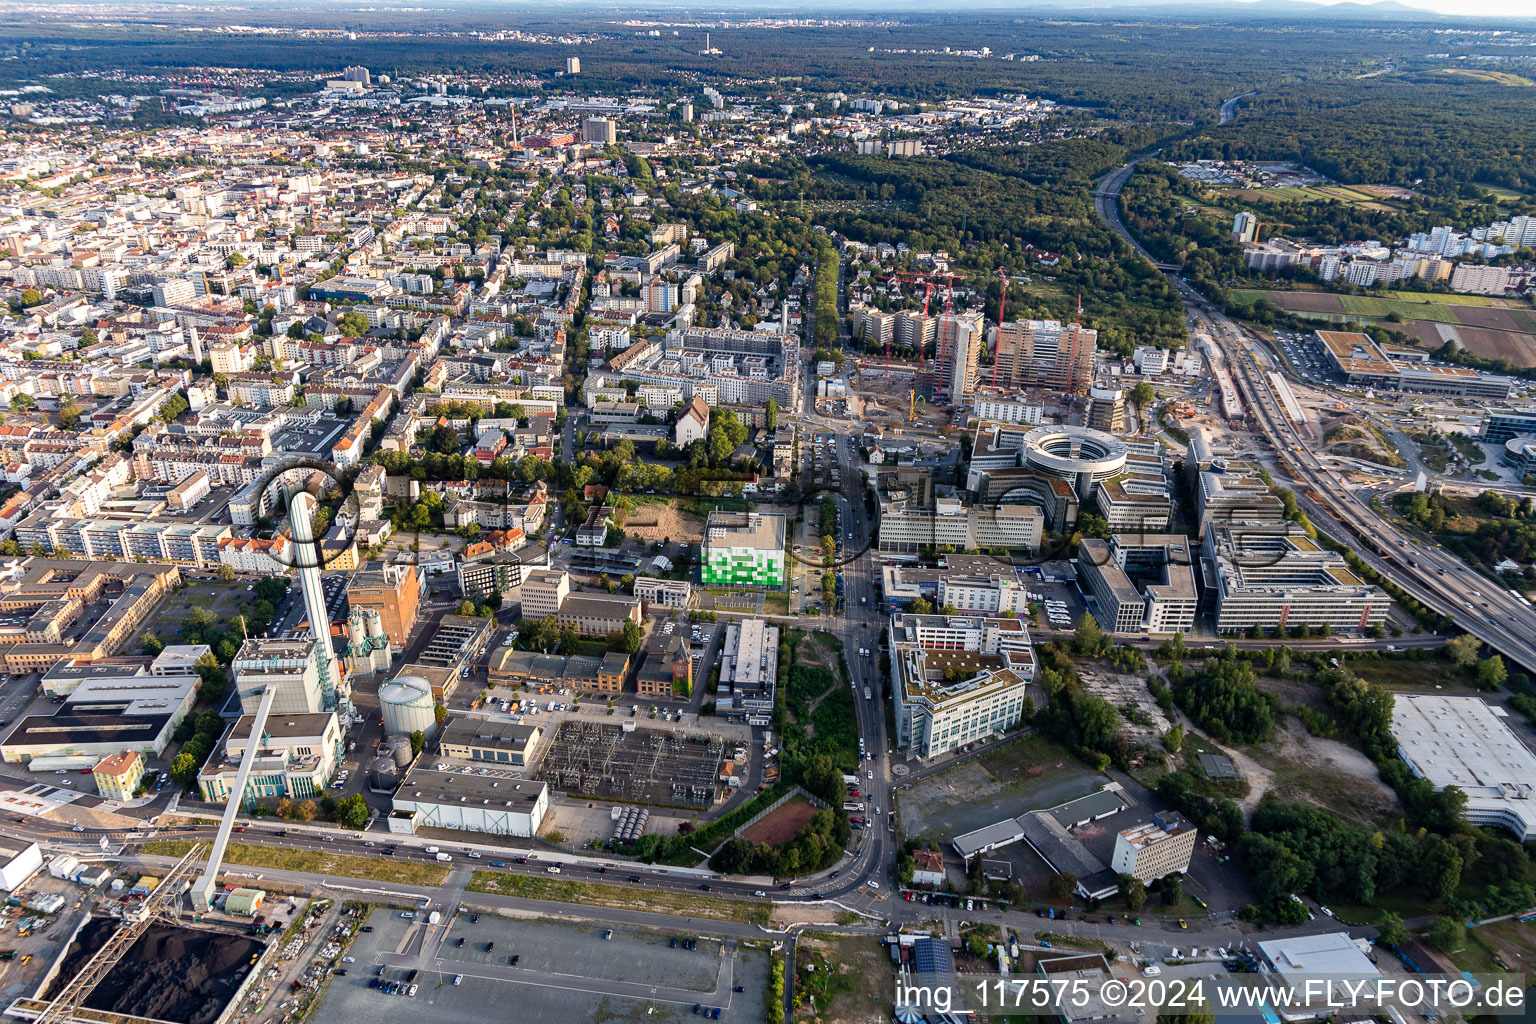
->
(1273, 329, 1332, 383)
(314, 907, 769, 1024)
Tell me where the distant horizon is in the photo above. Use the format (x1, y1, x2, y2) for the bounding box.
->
(17, 0, 1536, 20)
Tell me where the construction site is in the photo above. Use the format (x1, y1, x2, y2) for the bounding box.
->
(534, 722, 726, 809)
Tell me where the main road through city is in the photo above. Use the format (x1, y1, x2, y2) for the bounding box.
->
(1094, 158, 1536, 674)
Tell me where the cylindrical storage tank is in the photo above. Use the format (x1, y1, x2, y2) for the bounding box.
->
(348, 614, 366, 647)
(369, 756, 400, 792)
(386, 736, 415, 768)
(365, 608, 385, 641)
(379, 675, 436, 738)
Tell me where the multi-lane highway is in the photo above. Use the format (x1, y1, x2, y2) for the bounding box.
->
(1095, 158, 1536, 672)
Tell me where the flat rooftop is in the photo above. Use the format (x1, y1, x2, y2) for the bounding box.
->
(398, 765, 547, 807)
(703, 511, 785, 550)
(1393, 694, 1536, 800)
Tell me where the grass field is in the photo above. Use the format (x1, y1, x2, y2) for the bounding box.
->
(140, 840, 451, 886)
(1221, 185, 1399, 210)
(1337, 295, 1465, 323)
(793, 934, 890, 1024)
(1433, 68, 1535, 87)
(467, 870, 772, 925)
(1340, 654, 1478, 692)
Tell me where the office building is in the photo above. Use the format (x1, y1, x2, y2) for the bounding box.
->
(1076, 534, 1198, 635)
(1110, 812, 1197, 882)
(633, 576, 693, 610)
(91, 749, 146, 802)
(566, 56, 580, 74)
(1392, 694, 1536, 840)
(1194, 459, 1285, 532)
(937, 570, 1032, 616)
(934, 312, 983, 402)
(876, 496, 1042, 556)
(1094, 468, 1174, 532)
(345, 564, 420, 650)
(582, 117, 617, 145)
(519, 569, 570, 620)
(1317, 330, 1510, 399)
(1085, 385, 1126, 434)
(438, 718, 543, 766)
(702, 512, 785, 587)
(232, 638, 326, 716)
(1202, 522, 1390, 633)
(558, 593, 641, 636)
(992, 319, 1096, 395)
(458, 551, 525, 604)
(197, 711, 343, 805)
(889, 612, 1035, 759)
(1483, 406, 1536, 444)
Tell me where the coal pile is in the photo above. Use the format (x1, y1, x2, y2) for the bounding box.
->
(50, 919, 264, 1024)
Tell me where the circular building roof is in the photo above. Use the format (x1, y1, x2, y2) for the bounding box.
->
(1020, 425, 1130, 478)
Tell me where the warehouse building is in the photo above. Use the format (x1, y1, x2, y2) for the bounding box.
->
(0, 842, 43, 892)
(389, 767, 549, 837)
(0, 671, 196, 767)
(1392, 694, 1536, 840)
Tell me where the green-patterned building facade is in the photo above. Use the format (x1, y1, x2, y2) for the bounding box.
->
(701, 511, 786, 588)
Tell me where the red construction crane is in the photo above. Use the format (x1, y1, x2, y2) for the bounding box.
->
(870, 269, 959, 369)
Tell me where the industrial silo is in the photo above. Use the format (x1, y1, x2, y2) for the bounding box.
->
(379, 675, 436, 739)
(369, 755, 400, 793)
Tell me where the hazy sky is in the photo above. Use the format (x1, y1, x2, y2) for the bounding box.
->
(1303, 0, 1530, 14)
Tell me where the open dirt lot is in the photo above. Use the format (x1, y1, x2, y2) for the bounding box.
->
(793, 934, 891, 1024)
(619, 500, 704, 544)
(1190, 718, 1398, 826)
(741, 796, 818, 846)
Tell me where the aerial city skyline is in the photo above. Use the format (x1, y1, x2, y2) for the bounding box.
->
(0, 3, 1531, 1023)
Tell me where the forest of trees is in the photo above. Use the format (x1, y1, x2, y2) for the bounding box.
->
(1163, 83, 1536, 191)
